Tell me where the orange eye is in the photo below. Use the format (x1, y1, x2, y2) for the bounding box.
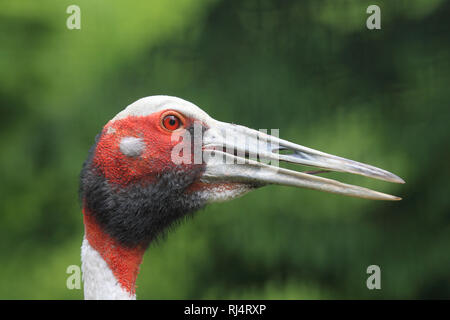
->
(162, 114, 182, 131)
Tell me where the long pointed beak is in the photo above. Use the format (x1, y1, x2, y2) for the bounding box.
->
(200, 120, 404, 201)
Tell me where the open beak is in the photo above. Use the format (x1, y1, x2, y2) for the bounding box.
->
(200, 120, 404, 201)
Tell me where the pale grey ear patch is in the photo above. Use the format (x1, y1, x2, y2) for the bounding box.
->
(119, 137, 145, 157)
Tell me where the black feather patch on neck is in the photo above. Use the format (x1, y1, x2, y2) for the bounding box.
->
(79, 133, 207, 248)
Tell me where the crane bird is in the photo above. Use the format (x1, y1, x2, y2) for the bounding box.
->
(79, 95, 404, 299)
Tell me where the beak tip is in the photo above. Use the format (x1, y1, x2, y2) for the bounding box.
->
(389, 174, 405, 184)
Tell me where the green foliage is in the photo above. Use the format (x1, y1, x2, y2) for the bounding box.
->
(0, 0, 449, 299)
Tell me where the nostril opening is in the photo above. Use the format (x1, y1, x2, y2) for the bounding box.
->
(274, 148, 295, 155)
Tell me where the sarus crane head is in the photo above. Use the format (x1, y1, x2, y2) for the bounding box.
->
(79, 95, 404, 299)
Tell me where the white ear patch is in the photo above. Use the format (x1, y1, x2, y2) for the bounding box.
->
(119, 137, 145, 157)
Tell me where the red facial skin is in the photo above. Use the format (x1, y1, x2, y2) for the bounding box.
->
(84, 110, 202, 295)
(93, 110, 196, 187)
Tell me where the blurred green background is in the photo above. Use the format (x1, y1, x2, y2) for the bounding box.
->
(1, 0, 449, 299)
